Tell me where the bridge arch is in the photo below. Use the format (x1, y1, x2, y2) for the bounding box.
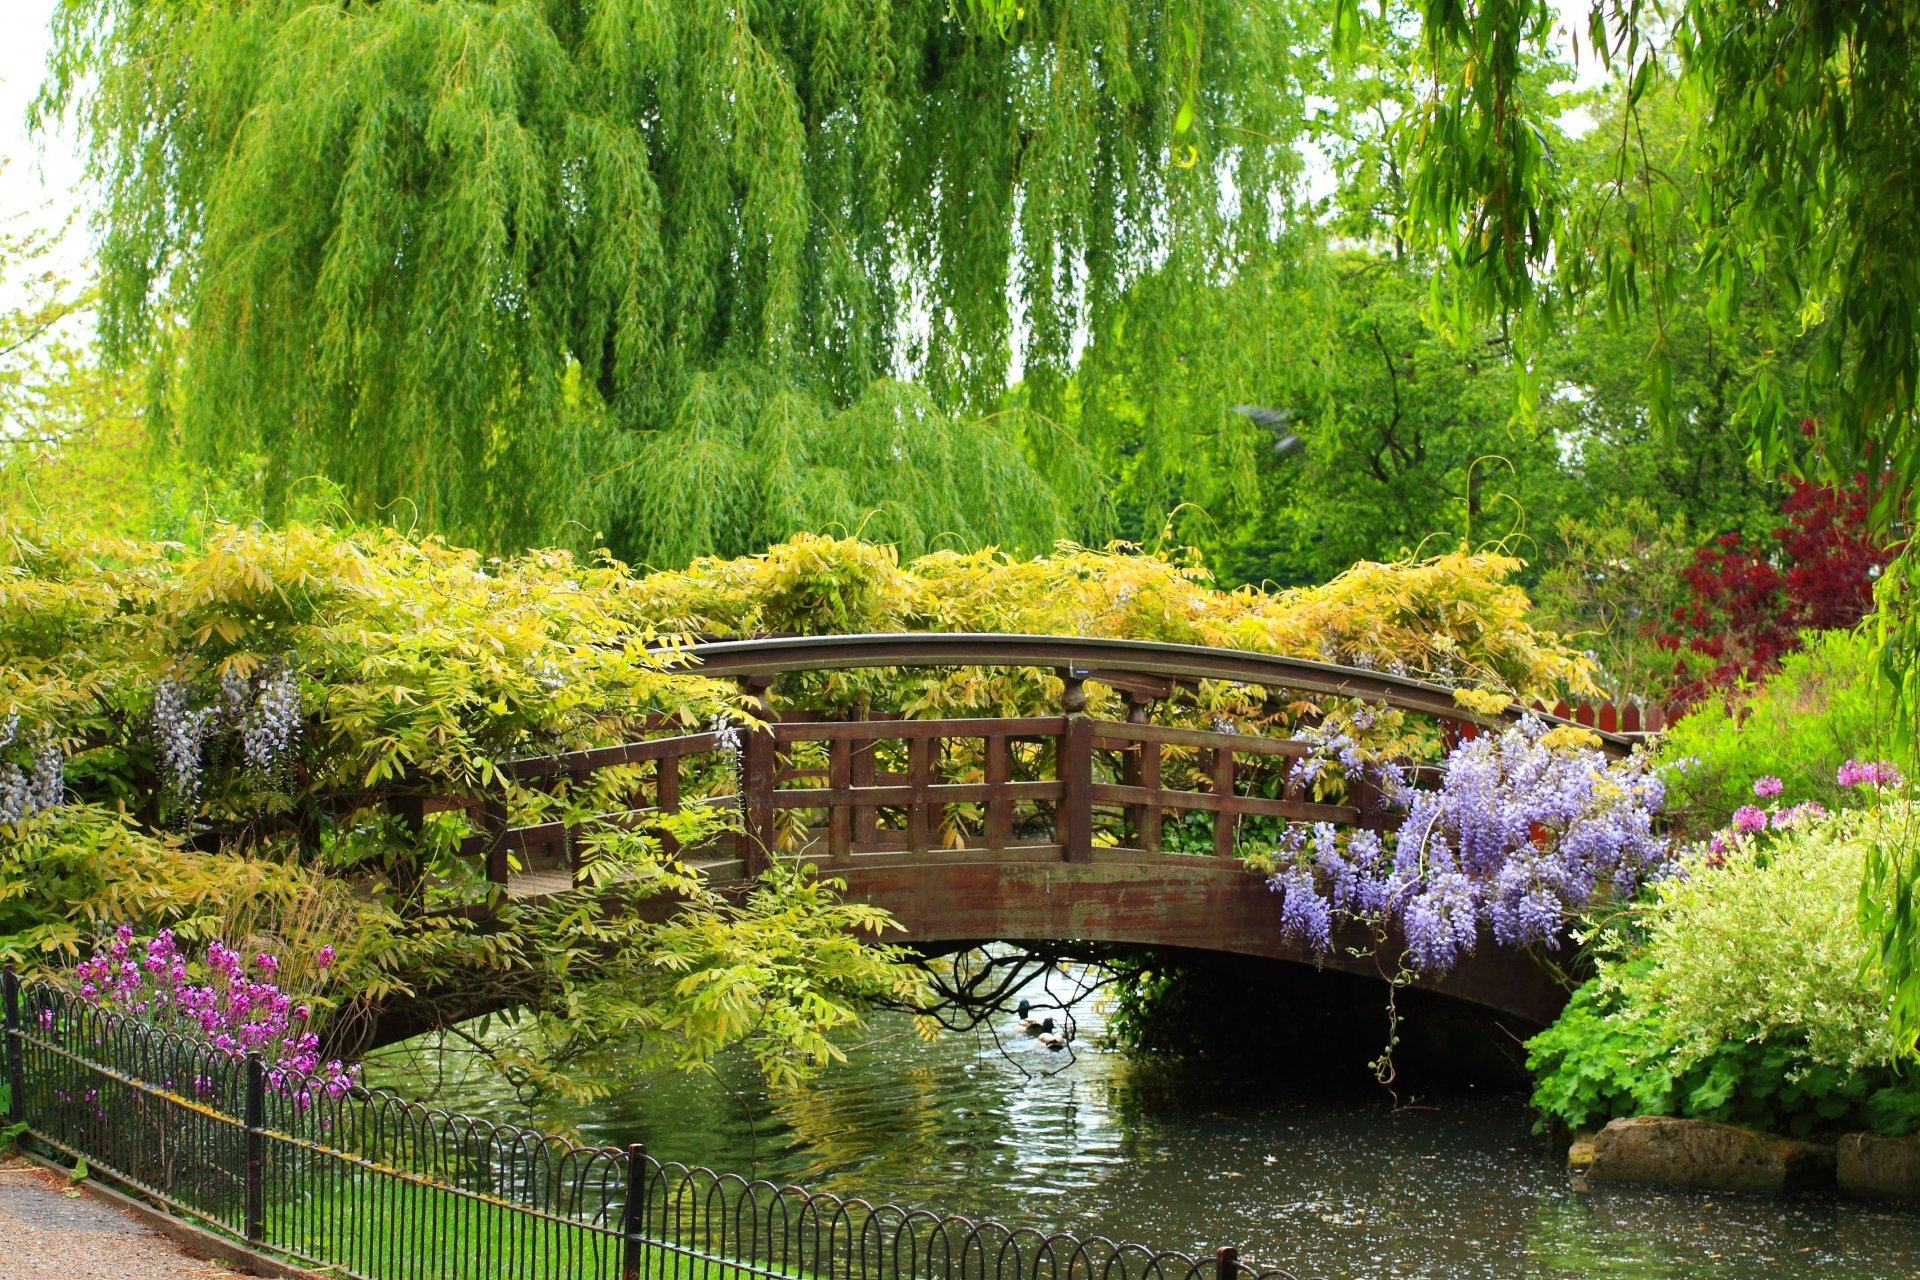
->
(430, 634, 1641, 1035)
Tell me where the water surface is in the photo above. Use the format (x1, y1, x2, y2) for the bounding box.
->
(367, 987, 1920, 1280)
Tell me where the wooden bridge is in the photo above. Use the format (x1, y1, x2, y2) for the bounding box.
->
(423, 635, 1648, 1028)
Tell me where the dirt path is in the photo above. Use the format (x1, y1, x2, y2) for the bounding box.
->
(0, 1156, 233, 1279)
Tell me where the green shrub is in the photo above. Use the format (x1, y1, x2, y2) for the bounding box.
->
(1655, 628, 1891, 835)
(1528, 803, 1920, 1137)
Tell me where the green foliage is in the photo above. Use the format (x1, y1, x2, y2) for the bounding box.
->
(1529, 961, 1920, 1139)
(1529, 500, 1691, 701)
(40, 0, 1317, 562)
(0, 516, 742, 799)
(1655, 630, 1891, 836)
(503, 859, 926, 1096)
(1391, 0, 1920, 1045)
(1528, 804, 1920, 1138)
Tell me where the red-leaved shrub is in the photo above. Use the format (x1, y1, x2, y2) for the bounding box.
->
(1660, 476, 1894, 708)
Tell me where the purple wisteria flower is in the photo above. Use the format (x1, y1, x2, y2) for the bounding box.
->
(1264, 717, 1672, 973)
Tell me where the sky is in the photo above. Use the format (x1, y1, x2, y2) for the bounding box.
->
(1, 2, 86, 269)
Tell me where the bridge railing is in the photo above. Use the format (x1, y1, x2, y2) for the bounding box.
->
(399, 634, 1649, 897)
(3, 972, 1302, 1280)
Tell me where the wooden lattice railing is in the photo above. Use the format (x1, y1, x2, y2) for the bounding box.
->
(396, 635, 1661, 899)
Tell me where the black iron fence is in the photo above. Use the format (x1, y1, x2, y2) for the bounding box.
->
(2, 973, 1299, 1280)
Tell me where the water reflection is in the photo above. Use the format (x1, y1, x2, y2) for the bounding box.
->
(366, 988, 1920, 1280)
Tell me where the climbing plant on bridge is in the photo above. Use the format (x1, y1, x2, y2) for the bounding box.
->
(1255, 716, 1672, 973)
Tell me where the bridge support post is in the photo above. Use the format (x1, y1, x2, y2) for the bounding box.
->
(1060, 667, 1092, 862)
(740, 676, 777, 876)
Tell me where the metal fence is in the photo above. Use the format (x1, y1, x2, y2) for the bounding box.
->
(3, 973, 1299, 1280)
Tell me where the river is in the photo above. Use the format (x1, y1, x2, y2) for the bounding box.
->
(364, 976, 1920, 1280)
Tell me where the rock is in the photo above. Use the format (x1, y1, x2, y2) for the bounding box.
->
(1566, 1132, 1597, 1176)
(1585, 1116, 1834, 1194)
(1838, 1134, 1920, 1200)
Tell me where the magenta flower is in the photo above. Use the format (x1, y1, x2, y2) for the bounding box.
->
(1838, 758, 1906, 788)
(1731, 804, 1769, 834)
(1752, 776, 1784, 798)
(68, 930, 359, 1111)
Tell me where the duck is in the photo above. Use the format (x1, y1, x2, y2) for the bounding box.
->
(1036, 1025, 1068, 1052)
(1014, 1000, 1049, 1036)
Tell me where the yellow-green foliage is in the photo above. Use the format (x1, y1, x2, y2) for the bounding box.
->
(0, 803, 408, 1016)
(632, 533, 1598, 700)
(1, 515, 740, 798)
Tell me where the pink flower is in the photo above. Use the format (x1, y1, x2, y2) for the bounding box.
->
(1771, 801, 1828, 830)
(1731, 805, 1769, 835)
(315, 945, 335, 971)
(1752, 776, 1784, 798)
(1838, 758, 1906, 788)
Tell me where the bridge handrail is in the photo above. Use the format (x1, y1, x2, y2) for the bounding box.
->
(666, 632, 1640, 750)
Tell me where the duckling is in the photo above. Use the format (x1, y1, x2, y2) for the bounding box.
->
(1014, 1000, 1049, 1036)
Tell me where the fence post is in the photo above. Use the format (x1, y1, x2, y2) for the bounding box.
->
(622, 1142, 648, 1280)
(1216, 1245, 1238, 1280)
(3, 966, 23, 1126)
(244, 1052, 265, 1247)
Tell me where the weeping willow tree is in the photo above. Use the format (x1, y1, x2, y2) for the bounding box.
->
(38, 0, 1317, 563)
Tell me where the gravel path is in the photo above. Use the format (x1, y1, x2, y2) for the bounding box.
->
(0, 1156, 232, 1278)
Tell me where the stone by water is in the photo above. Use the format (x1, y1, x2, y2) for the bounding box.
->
(366, 981, 1920, 1280)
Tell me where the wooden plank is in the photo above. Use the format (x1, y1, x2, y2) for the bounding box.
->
(1093, 782, 1356, 825)
(772, 717, 1065, 743)
(741, 678, 776, 875)
(657, 755, 681, 856)
(504, 732, 721, 780)
(460, 820, 568, 859)
(851, 734, 880, 848)
(1348, 774, 1385, 832)
(779, 844, 1068, 867)
(1090, 719, 1308, 757)
(985, 735, 1013, 852)
(1211, 747, 1237, 858)
(1062, 716, 1094, 862)
(771, 780, 1062, 808)
(827, 738, 852, 859)
(1082, 669, 1176, 701)
(907, 736, 932, 854)
(1136, 735, 1162, 854)
(670, 634, 1637, 756)
(482, 795, 512, 887)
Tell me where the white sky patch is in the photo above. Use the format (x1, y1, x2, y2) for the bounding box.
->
(1, 1, 92, 305)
